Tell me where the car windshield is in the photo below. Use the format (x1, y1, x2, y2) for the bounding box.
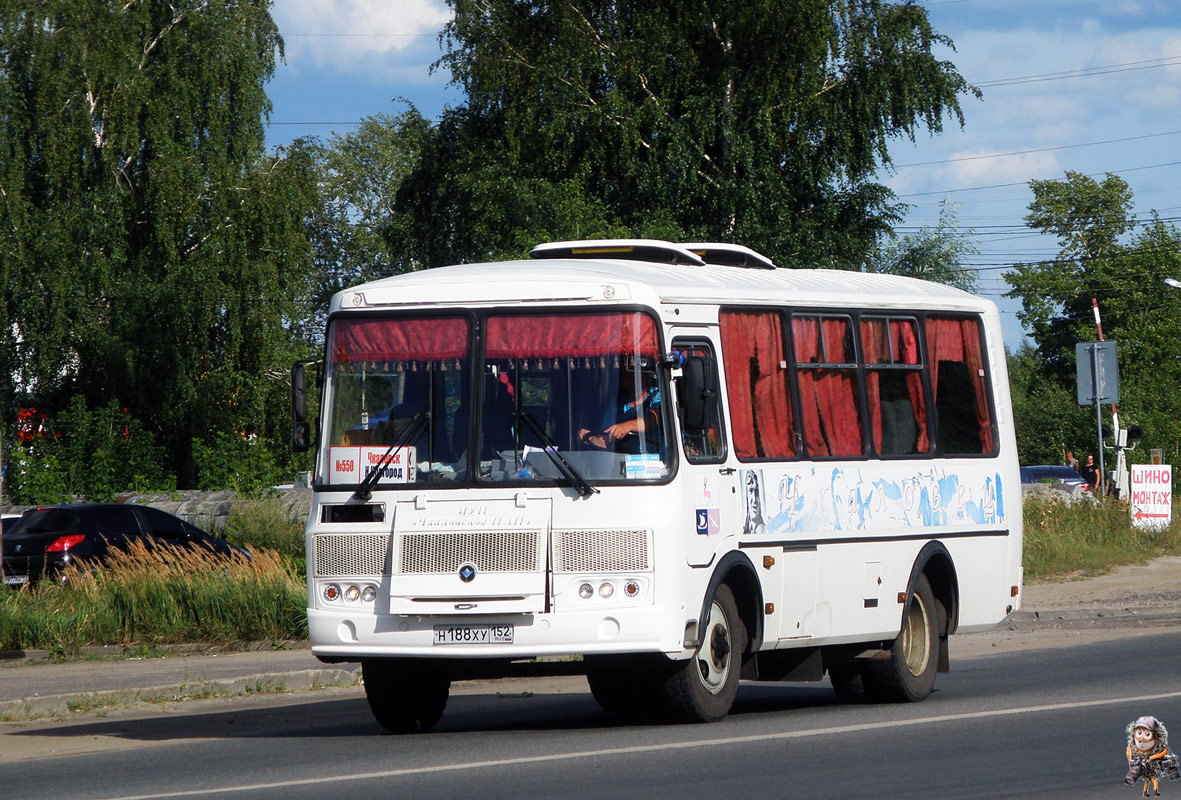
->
(318, 311, 670, 489)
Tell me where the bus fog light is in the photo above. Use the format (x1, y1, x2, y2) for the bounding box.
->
(345, 585, 361, 602)
(323, 584, 341, 602)
(624, 580, 640, 598)
(579, 583, 594, 599)
(361, 585, 377, 603)
(599, 582, 614, 598)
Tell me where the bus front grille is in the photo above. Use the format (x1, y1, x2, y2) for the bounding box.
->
(398, 531, 542, 574)
(314, 533, 390, 577)
(553, 529, 650, 573)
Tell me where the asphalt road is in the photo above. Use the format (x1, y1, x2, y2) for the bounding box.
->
(4, 630, 1180, 800)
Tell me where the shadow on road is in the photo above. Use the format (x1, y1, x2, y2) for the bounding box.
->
(9, 681, 849, 745)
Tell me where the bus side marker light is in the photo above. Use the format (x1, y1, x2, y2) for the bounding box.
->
(1011, 585, 1019, 597)
(765, 603, 775, 615)
(897, 592, 907, 604)
(763, 556, 775, 569)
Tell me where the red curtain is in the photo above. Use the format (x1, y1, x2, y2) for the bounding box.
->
(861, 320, 885, 452)
(861, 319, 930, 455)
(794, 317, 862, 457)
(720, 311, 795, 459)
(926, 316, 994, 453)
(486, 313, 658, 359)
(330, 317, 469, 365)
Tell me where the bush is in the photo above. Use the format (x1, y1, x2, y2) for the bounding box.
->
(192, 431, 287, 494)
(0, 542, 306, 655)
(6, 398, 174, 504)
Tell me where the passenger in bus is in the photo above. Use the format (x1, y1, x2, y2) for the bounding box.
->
(578, 363, 661, 453)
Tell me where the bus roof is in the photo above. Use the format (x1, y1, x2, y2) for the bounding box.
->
(330, 243, 992, 317)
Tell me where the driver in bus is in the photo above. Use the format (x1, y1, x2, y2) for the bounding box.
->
(579, 359, 661, 452)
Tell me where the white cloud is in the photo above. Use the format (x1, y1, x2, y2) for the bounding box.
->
(272, 0, 452, 74)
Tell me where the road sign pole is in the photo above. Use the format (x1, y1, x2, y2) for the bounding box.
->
(1092, 343, 1105, 495)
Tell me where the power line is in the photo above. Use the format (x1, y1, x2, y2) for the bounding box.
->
(896, 160, 1181, 198)
(893, 129, 1181, 169)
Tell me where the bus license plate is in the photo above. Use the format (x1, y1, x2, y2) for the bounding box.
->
(3, 574, 28, 586)
(433, 624, 513, 645)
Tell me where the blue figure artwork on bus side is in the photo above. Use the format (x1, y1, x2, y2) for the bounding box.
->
(1126, 716, 1181, 797)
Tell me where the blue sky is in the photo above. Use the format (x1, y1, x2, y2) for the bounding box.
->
(264, 1, 1181, 351)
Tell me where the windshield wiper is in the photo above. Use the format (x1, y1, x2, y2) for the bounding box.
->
(515, 411, 597, 498)
(353, 412, 428, 502)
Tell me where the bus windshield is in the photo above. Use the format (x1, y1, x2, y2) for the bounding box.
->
(477, 311, 669, 485)
(323, 315, 470, 486)
(320, 310, 670, 489)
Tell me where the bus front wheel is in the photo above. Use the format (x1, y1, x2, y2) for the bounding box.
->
(863, 574, 939, 702)
(361, 658, 451, 733)
(661, 584, 746, 722)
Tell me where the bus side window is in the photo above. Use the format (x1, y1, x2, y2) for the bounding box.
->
(925, 315, 996, 455)
(673, 341, 726, 462)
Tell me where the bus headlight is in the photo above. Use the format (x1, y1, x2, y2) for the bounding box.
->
(579, 583, 594, 599)
(361, 585, 377, 603)
(598, 582, 614, 598)
(344, 585, 361, 602)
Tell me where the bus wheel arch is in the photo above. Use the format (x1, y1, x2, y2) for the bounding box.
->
(911, 541, 959, 670)
(699, 550, 764, 656)
(659, 552, 762, 722)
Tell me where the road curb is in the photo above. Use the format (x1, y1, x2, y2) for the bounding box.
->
(0, 666, 360, 722)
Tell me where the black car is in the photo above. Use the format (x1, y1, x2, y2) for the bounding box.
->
(1, 504, 248, 587)
(1020, 465, 1091, 490)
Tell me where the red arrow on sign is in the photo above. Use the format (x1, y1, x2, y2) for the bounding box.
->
(1134, 510, 1171, 521)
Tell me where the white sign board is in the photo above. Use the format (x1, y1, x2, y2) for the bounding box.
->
(329, 446, 416, 485)
(1130, 464, 1172, 529)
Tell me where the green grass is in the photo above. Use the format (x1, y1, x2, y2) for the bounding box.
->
(0, 542, 306, 655)
(1022, 495, 1181, 580)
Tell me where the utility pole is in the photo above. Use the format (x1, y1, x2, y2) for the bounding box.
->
(1092, 298, 1127, 499)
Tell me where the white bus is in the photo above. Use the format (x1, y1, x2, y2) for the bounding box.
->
(292, 239, 1022, 732)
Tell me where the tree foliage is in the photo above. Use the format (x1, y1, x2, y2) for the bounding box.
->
(864, 200, 980, 291)
(390, 0, 978, 268)
(0, 1, 318, 483)
(1006, 173, 1181, 473)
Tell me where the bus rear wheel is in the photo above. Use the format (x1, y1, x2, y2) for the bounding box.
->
(361, 658, 451, 733)
(863, 574, 939, 702)
(660, 584, 746, 722)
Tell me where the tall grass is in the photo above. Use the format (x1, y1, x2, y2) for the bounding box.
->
(1022, 495, 1181, 580)
(221, 495, 307, 562)
(0, 541, 306, 655)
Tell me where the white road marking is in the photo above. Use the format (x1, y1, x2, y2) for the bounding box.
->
(106, 689, 1181, 800)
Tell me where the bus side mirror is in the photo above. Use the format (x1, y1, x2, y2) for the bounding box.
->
(292, 361, 311, 452)
(680, 356, 710, 432)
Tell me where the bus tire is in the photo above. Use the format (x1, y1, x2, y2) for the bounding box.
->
(863, 574, 938, 702)
(827, 664, 869, 703)
(361, 658, 451, 733)
(585, 660, 658, 714)
(660, 584, 745, 722)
